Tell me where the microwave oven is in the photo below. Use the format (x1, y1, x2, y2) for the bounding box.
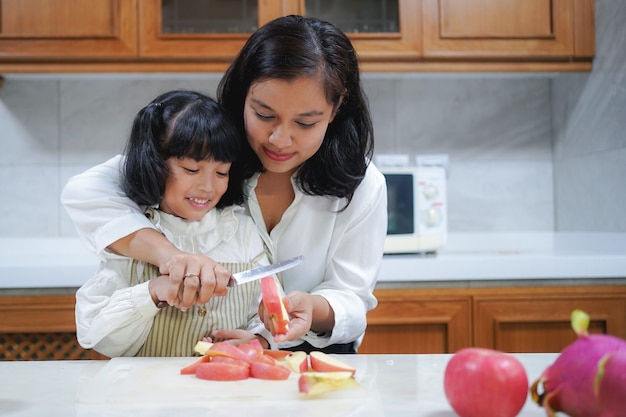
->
(381, 166, 447, 254)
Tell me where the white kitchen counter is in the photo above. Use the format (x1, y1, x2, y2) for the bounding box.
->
(1, 233, 625, 289)
(0, 353, 559, 417)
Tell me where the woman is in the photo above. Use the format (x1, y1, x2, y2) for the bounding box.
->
(62, 15, 387, 354)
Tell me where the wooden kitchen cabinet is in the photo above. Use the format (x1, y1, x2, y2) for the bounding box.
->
(358, 289, 472, 354)
(0, 0, 594, 73)
(473, 286, 626, 353)
(359, 285, 626, 354)
(0, 295, 106, 360)
(0, 0, 137, 60)
(422, 0, 595, 64)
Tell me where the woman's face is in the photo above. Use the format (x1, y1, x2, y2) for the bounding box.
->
(159, 157, 231, 221)
(243, 76, 338, 175)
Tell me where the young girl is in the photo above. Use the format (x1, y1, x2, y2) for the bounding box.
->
(74, 90, 273, 357)
(63, 16, 388, 354)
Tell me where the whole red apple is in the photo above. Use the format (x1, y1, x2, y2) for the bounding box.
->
(444, 348, 529, 417)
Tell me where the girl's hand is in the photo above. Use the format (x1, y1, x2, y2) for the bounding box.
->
(261, 291, 314, 343)
(210, 329, 270, 349)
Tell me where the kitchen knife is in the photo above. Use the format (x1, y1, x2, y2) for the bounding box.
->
(227, 255, 304, 287)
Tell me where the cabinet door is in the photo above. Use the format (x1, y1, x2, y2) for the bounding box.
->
(0, 0, 137, 59)
(474, 290, 626, 353)
(138, 0, 298, 61)
(303, 0, 421, 66)
(422, 0, 593, 59)
(359, 289, 472, 354)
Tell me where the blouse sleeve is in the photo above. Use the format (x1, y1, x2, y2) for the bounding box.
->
(60, 155, 155, 259)
(75, 261, 160, 357)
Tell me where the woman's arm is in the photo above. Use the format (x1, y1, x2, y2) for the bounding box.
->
(61, 156, 156, 258)
(61, 156, 231, 307)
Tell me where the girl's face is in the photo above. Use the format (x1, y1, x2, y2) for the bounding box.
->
(159, 157, 231, 221)
(243, 76, 338, 175)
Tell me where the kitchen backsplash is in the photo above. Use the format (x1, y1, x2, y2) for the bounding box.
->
(0, 0, 624, 239)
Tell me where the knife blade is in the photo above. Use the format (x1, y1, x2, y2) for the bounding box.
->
(227, 255, 304, 287)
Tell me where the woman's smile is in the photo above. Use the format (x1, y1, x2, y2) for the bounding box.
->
(263, 147, 296, 162)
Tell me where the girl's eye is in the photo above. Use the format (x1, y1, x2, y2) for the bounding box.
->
(217, 171, 229, 177)
(183, 167, 198, 174)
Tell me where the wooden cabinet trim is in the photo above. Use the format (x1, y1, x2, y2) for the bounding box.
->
(0, 294, 77, 333)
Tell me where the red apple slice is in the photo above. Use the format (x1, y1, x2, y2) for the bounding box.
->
(260, 276, 289, 334)
(285, 351, 309, 373)
(263, 349, 291, 360)
(249, 360, 291, 380)
(309, 351, 356, 375)
(205, 341, 249, 362)
(298, 371, 359, 395)
(195, 362, 250, 381)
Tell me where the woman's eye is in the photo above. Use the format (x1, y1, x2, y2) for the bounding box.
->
(297, 121, 317, 128)
(255, 111, 273, 121)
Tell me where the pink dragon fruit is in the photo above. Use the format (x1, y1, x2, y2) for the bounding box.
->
(530, 309, 626, 417)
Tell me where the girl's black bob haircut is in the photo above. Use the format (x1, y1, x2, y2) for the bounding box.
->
(122, 90, 243, 208)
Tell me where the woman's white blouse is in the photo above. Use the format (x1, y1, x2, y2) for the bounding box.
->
(62, 155, 388, 350)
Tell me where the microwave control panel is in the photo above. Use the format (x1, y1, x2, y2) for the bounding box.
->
(416, 167, 447, 236)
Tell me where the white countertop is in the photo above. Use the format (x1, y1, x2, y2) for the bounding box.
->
(0, 353, 559, 417)
(1, 233, 625, 289)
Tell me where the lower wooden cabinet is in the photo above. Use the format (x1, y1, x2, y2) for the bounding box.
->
(359, 285, 626, 354)
(3, 284, 626, 359)
(0, 295, 106, 360)
(357, 291, 471, 354)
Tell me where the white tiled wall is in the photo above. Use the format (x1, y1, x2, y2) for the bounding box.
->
(1, 0, 624, 238)
(551, 0, 626, 232)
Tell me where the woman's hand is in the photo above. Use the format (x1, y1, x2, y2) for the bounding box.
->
(157, 252, 231, 310)
(260, 290, 314, 343)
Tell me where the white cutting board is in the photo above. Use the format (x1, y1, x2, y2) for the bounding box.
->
(76, 357, 381, 417)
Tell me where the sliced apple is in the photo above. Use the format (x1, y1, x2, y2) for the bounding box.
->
(263, 349, 291, 360)
(260, 276, 289, 334)
(193, 340, 214, 355)
(309, 351, 356, 376)
(298, 371, 359, 395)
(285, 351, 309, 373)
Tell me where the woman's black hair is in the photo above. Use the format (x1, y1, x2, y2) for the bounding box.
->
(217, 15, 374, 206)
(122, 90, 243, 208)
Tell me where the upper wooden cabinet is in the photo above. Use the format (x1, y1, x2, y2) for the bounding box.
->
(0, 0, 595, 73)
(421, 0, 595, 59)
(0, 0, 137, 60)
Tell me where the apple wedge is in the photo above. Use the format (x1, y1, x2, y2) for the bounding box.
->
(298, 371, 360, 395)
(285, 351, 309, 373)
(193, 340, 214, 355)
(309, 351, 356, 376)
(260, 276, 289, 334)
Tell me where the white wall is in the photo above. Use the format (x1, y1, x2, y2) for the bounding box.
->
(0, 0, 624, 238)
